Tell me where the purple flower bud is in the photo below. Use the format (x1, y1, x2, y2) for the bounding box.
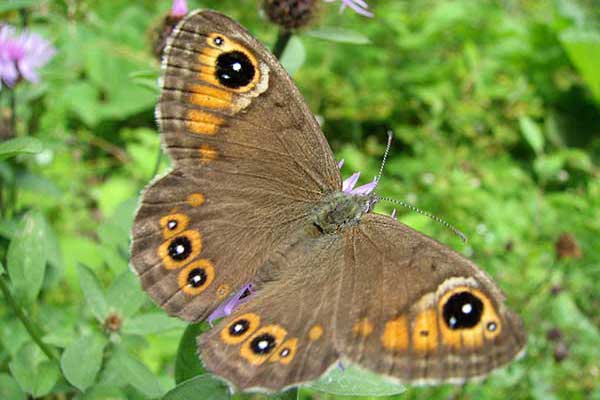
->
(0, 25, 55, 90)
(207, 283, 255, 325)
(323, 0, 373, 17)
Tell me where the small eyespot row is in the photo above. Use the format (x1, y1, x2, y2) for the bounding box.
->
(219, 314, 298, 365)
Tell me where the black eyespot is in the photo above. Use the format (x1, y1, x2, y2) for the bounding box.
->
(443, 291, 484, 329)
(168, 236, 192, 261)
(215, 51, 255, 89)
(213, 36, 224, 46)
(280, 348, 290, 357)
(229, 319, 250, 336)
(167, 220, 177, 230)
(250, 333, 277, 354)
(187, 268, 207, 288)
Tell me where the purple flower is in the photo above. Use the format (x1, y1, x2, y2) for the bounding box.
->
(323, 0, 374, 17)
(0, 25, 55, 90)
(207, 283, 254, 325)
(171, 0, 188, 17)
(338, 160, 377, 195)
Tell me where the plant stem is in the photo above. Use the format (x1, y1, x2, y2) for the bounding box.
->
(150, 145, 163, 179)
(273, 29, 292, 60)
(9, 88, 16, 136)
(0, 274, 59, 362)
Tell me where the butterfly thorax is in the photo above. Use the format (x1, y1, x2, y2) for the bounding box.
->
(312, 191, 379, 234)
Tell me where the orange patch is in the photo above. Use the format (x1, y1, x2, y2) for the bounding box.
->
(178, 259, 215, 296)
(437, 286, 501, 349)
(159, 213, 189, 239)
(216, 283, 232, 299)
(352, 318, 374, 337)
(186, 193, 205, 207)
(269, 338, 298, 365)
(188, 84, 232, 110)
(240, 325, 287, 366)
(381, 315, 409, 350)
(185, 109, 222, 135)
(199, 144, 217, 164)
(308, 325, 324, 341)
(412, 309, 439, 353)
(157, 229, 202, 270)
(220, 313, 261, 345)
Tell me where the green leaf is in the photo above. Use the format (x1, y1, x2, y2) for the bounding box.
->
(7, 211, 48, 303)
(106, 270, 146, 318)
(0, 0, 38, 13)
(0, 137, 43, 160)
(110, 347, 165, 398)
(560, 30, 600, 104)
(122, 312, 186, 335)
(306, 362, 405, 396)
(280, 36, 306, 76)
(175, 323, 209, 384)
(78, 263, 109, 321)
(60, 335, 106, 391)
(305, 27, 371, 44)
(163, 375, 229, 400)
(9, 343, 60, 397)
(0, 373, 26, 400)
(519, 116, 544, 155)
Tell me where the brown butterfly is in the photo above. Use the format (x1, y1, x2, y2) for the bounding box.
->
(131, 10, 526, 393)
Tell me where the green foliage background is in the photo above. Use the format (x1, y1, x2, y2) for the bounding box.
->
(0, 0, 598, 399)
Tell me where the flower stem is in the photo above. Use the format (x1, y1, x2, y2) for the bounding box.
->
(272, 29, 292, 60)
(0, 274, 59, 362)
(9, 88, 16, 136)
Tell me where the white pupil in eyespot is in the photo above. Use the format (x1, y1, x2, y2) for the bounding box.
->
(233, 324, 243, 332)
(167, 220, 177, 229)
(280, 349, 290, 357)
(462, 303, 473, 314)
(191, 275, 202, 284)
(175, 244, 185, 255)
(232, 62, 242, 71)
(257, 340, 269, 350)
(449, 316, 457, 327)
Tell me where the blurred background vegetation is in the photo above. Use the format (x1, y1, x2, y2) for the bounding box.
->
(0, 0, 598, 399)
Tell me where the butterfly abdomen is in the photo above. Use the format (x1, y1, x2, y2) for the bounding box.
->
(312, 192, 374, 234)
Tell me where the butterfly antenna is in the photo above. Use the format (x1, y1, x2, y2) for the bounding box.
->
(381, 196, 468, 243)
(374, 130, 393, 188)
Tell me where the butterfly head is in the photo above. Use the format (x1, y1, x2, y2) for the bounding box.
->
(312, 191, 380, 234)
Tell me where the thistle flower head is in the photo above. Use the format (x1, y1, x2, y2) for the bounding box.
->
(263, 0, 320, 31)
(338, 159, 377, 195)
(0, 25, 55, 90)
(171, 0, 188, 18)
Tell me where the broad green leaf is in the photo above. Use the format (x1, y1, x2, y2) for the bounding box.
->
(9, 343, 60, 397)
(560, 30, 600, 104)
(110, 347, 164, 398)
(74, 385, 127, 400)
(7, 211, 48, 303)
(519, 116, 544, 155)
(163, 375, 229, 400)
(106, 271, 146, 318)
(280, 36, 306, 76)
(122, 312, 185, 335)
(0, 137, 43, 160)
(60, 335, 106, 391)
(0, 0, 38, 12)
(305, 27, 371, 44)
(78, 263, 109, 321)
(0, 218, 18, 239)
(0, 373, 26, 400)
(175, 323, 209, 384)
(306, 362, 405, 396)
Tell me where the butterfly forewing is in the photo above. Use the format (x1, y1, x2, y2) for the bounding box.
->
(131, 10, 340, 321)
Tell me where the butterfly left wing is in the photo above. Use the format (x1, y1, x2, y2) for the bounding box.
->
(334, 213, 526, 385)
(199, 231, 346, 392)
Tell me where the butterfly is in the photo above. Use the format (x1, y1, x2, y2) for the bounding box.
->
(131, 9, 526, 393)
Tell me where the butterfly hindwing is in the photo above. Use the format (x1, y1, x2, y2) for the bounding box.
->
(199, 232, 345, 391)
